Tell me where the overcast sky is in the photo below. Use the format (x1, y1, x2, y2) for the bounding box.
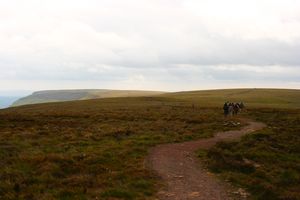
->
(0, 0, 300, 93)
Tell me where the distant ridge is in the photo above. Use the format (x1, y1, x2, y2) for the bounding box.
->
(162, 88, 300, 108)
(11, 89, 166, 107)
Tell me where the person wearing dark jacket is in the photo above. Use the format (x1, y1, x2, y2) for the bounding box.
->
(223, 102, 229, 117)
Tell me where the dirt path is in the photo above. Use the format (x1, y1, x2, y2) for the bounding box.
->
(147, 119, 266, 200)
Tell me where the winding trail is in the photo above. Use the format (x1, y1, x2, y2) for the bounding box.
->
(147, 119, 266, 200)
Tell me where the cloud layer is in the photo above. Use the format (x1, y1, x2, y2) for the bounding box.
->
(0, 0, 299, 91)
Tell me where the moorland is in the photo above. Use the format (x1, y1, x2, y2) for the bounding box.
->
(0, 88, 299, 200)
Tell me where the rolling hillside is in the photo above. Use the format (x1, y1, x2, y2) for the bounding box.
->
(11, 89, 166, 107)
(163, 88, 300, 108)
(0, 89, 299, 200)
(12, 88, 300, 108)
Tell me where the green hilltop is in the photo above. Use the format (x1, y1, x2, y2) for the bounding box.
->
(162, 88, 300, 108)
(10, 88, 300, 108)
(11, 89, 166, 107)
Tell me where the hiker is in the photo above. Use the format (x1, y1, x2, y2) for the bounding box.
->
(228, 102, 234, 116)
(233, 103, 240, 115)
(223, 102, 245, 116)
(223, 102, 229, 117)
(239, 102, 245, 110)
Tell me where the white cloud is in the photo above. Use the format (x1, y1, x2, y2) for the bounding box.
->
(183, 0, 300, 42)
(0, 0, 299, 91)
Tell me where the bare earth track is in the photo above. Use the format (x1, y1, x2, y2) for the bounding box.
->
(147, 119, 266, 200)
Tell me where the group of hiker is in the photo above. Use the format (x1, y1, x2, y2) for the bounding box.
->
(223, 102, 244, 117)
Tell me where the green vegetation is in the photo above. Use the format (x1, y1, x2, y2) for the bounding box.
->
(12, 89, 166, 107)
(12, 88, 300, 108)
(200, 108, 300, 200)
(0, 96, 235, 200)
(165, 88, 300, 109)
(1, 88, 299, 199)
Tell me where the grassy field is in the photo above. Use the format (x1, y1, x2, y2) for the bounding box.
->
(0, 89, 299, 200)
(164, 88, 300, 109)
(0, 96, 241, 200)
(198, 108, 300, 200)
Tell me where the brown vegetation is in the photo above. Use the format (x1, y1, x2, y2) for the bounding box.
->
(200, 108, 300, 200)
(0, 97, 232, 200)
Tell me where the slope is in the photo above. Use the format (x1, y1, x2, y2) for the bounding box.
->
(11, 89, 166, 107)
(162, 88, 300, 108)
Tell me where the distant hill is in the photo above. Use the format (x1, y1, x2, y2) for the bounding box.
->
(11, 89, 166, 107)
(162, 88, 300, 108)
(10, 88, 300, 108)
